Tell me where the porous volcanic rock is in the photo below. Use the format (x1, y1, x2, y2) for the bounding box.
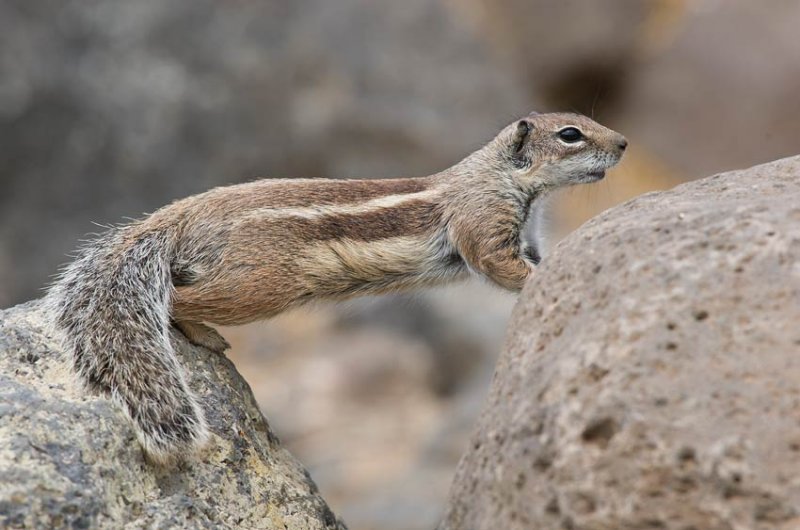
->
(441, 156, 800, 529)
(0, 302, 346, 530)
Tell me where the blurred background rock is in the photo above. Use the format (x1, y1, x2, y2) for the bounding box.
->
(1, 1, 798, 529)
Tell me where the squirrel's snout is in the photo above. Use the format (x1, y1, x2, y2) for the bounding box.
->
(615, 136, 628, 152)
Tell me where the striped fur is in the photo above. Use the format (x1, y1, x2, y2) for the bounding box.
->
(47, 112, 627, 463)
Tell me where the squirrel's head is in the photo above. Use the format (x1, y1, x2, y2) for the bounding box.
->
(495, 112, 627, 190)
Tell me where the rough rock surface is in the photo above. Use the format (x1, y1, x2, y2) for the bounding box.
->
(0, 302, 346, 529)
(441, 156, 800, 529)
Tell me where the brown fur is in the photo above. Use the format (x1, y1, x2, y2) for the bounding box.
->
(47, 112, 627, 463)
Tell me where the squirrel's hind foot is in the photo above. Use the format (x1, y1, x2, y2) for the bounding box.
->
(174, 321, 230, 354)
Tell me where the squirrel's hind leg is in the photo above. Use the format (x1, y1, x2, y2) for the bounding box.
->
(174, 321, 230, 354)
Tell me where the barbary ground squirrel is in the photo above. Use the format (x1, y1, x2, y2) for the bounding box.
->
(46, 112, 627, 463)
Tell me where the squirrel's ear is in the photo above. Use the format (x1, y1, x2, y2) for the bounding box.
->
(512, 120, 531, 153)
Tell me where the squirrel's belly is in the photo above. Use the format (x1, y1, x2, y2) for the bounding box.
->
(295, 235, 461, 296)
(171, 234, 462, 325)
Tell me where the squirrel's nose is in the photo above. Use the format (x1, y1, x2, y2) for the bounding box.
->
(616, 137, 628, 151)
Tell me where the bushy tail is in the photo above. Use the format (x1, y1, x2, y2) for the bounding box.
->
(47, 227, 208, 463)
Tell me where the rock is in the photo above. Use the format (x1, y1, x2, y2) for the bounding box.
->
(0, 301, 346, 530)
(440, 156, 800, 529)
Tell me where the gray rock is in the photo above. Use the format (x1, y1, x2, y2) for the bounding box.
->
(0, 302, 346, 530)
(440, 155, 800, 529)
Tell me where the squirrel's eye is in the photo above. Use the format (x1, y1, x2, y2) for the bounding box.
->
(558, 127, 584, 143)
